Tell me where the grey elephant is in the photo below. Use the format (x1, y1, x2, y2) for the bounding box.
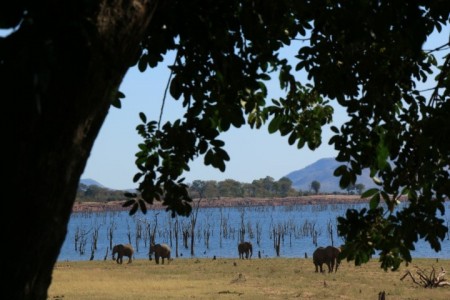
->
(326, 245, 341, 272)
(149, 243, 171, 264)
(313, 245, 341, 273)
(238, 241, 253, 259)
(112, 243, 134, 264)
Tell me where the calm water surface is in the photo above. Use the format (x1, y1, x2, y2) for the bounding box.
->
(58, 202, 450, 261)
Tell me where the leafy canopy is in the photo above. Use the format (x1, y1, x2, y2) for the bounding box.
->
(122, 1, 447, 270)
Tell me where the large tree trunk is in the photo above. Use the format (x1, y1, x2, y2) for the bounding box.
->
(2, 1, 155, 298)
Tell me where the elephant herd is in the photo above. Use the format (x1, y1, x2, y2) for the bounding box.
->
(112, 242, 172, 265)
(238, 242, 341, 273)
(113, 241, 341, 273)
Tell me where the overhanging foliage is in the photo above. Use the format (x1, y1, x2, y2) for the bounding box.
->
(125, 1, 450, 270)
(2, 0, 449, 275)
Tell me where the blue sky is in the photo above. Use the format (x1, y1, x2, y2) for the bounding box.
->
(81, 27, 448, 190)
(81, 43, 345, 189)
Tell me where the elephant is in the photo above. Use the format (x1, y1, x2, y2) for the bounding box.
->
(313, 245, 341, 273)
(149, 243, 171, 264)
(112, 243, 134, 264)
(326, 245, 341, 272)
(238, 241, 253, 259)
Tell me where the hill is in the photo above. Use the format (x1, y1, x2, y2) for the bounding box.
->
(284, 157, 377, 193)
(79, 178, 104, 187)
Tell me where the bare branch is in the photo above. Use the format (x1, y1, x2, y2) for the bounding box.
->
(401, 266, 450, 288)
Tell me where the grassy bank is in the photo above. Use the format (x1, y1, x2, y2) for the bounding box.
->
(48, 258, 450, 299)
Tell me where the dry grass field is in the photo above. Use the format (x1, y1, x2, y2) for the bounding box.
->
(48, 258, 450, 299)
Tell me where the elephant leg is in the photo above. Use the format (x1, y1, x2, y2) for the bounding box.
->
(335, 258, 340, 272)
(162, 257, 165, 264)
(332, 258, 338, 272)
(156, 256, 160, 264)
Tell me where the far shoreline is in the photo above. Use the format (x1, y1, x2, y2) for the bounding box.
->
(72, 194, 379, 213)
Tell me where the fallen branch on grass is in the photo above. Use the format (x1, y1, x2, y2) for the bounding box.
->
(400, 266, 450, 288)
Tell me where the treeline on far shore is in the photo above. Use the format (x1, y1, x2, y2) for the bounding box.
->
(76, 176, 365, 203)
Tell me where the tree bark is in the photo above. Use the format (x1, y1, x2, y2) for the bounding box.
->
(2, 1, 156, 298)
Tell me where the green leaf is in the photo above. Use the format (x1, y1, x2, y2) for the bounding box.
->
(169, 76, 182, 100)
(333, 165, 347, 177)
(268, 116, 282, 133)
(369, 193, 380, 210)
(372, 177, 382, 186)
(376, 129, 389, 170)
(339, 173, 350, 189)
(139, 112, 147, 123)
(129, 203, 139, 216)
(138, 199, 147, 214)
(204, 150, 213, 166)
(330, 126, 339, 133)
(287, 132, 297, 145)
(380, 191, 390, 203)
(117, 91, 125, 99)
(122, 199, 135, 207)
(361, 188, 379, 199)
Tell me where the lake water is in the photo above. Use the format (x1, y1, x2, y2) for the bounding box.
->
(58, 202, 450, 261)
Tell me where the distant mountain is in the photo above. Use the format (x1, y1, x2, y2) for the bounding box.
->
(79, 178, 105, 188)
(79, 178, 137, 192)
(284, 157, 378, 193)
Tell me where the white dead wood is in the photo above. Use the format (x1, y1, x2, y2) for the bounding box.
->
(400, 266, 450, 288)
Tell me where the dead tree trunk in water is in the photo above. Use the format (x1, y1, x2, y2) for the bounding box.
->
(174, 219, 180, 258)
(190, 200, 201, 256)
